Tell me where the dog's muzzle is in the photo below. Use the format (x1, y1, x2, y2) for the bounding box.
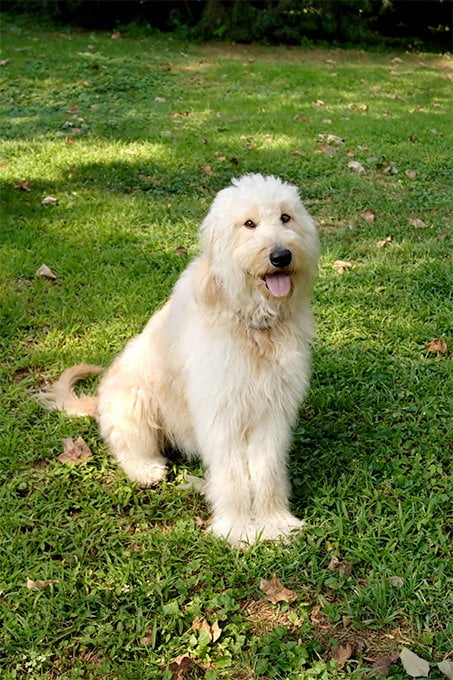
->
(264, 248, 293, 298)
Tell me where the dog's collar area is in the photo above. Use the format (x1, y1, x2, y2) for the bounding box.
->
(249, 319, 272, 330)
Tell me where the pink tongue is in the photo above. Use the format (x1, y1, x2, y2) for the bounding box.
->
(265, 273, 291, 297)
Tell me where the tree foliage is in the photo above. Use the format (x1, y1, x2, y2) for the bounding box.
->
(2, 0, 451, 48)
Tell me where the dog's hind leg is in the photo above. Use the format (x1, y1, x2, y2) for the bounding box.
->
(97, 380, 167, 488)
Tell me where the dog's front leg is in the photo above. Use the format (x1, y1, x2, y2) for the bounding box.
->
(200, 440, 257, 547)
(247, 416, 305, 542)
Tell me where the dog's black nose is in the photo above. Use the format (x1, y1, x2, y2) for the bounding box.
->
(269, 247, 292, 269)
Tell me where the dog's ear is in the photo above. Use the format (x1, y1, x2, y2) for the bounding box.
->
(193, 214, 222, 307)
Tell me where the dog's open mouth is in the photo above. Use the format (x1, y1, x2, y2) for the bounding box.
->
(264, 272, 292, 298)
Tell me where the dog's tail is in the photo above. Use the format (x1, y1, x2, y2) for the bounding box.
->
(37, 364, 103, 418)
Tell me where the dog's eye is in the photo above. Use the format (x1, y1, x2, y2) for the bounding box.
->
(244, 219, 257, 229)
(280, 213, 291, 223)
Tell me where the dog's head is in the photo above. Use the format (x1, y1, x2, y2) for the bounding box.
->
(198, 174, 319, 310)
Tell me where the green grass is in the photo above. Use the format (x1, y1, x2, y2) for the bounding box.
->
(1, 14, 452, 679)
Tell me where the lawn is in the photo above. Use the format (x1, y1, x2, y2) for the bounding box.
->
(0, 13, 452, 679)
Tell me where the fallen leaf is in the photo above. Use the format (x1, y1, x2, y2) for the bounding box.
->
(438, 660, 453, 680)
(26, 578, 54, 590)
(111, 31, 121, 39)
(313, 99, 325, 107)
(369, 653, 400, 677)
(191, 617, 222, 643)
(348, 160, 365, 173)
(172, 111, 191, 118)
(202, 164, 213, 176)
(175, 246, 188, 257)
(391, 57, 403, 64)
(259, 575, 297, 604)
(327, 555, 353, 576)
(425, 338, 447, 354)
(210, 620, 222, 643)
(331, 643, 353, 669)
(387, 575, 404, 587)
(194, 516, 209, 528)
(399, 648, 430, 678)
(361, 210, 376, 223)
(377, 236, 392, 249)
(161, 63, 172, 73)
(35, 264, 57, 280)
(293, 114, 307, 121)
(322, 118, 333, 124)
(155, 96, 166, 103)
(326, 134, 344, 145)
(333, 260, 354, 274)
(370, 84, 381, 92)
(292, 149, 303, 157)
(58, 437, 92, 464)
(405, 170, 417, 179)
(0, 59, 10, 66)
(409, 218, 427, 229)
(319, 144, 337, 156)
(14, 179, 33, 191)
(169, 655, 198, 680)
(65, 137, 74, 144)
(41, 196, 58, 206)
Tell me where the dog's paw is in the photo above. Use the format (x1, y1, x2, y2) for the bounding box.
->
(254, 513, 306, 542)
(210, 516, 257, 548)
(123, 461, 167, 488)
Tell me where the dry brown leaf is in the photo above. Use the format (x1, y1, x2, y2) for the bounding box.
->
(292, 149, 303, 157)
(14, 179, 33, 192)
(35, 264, 57, 280)
(313, 99, 325, 107)
(202, 164, 214, 176)
(399, 648, 430, 678)
(293, 114, 307, 121)
(361, 210, 376, 223)
(210, 620, 222, 643)
(327, 555, 353, 576)
(405, 170, 417, 179)
(26, 578, 54, 591)
(319, 144, 337, 156)
(348, 160, 365, 173)
(409, 218, 427, 229)
(369, 652, 400, 677)
(259, 575, 297, 604)
(331, 642, 353, 669)
(438, 660, 453, 680)
(41, 196, 58, 206)
(58, 437, 92, 465)
(169, 655, 199, 679)
(0, 59, 9, 66)
(333, 260, 353, 274)
(425, 338, 447, 354)
(175, 246, 188, 257)
(376, 236, 392, 249)
(391, 57, 403, 65)
(191, 617, 222, 644)
(65, 137, 74, 144)
(111, 31, 121, 39)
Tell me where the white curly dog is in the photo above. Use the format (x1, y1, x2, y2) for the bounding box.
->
(40, 174, 320, 546)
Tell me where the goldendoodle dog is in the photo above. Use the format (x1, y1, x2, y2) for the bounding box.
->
(39, 174, 320, 546)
